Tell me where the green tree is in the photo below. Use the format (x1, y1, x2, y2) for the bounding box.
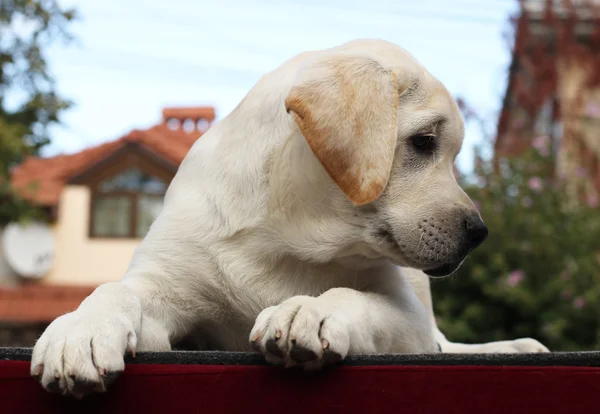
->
(432, 135, 600, 352)
(0, 0, 76, 225)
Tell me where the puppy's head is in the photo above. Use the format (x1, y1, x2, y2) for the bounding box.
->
(285, 40, 487, 277)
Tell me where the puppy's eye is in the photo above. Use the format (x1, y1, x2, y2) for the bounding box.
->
(411, 134, 436, 152)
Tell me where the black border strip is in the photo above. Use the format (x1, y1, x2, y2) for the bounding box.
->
(3, 348, 600, 367)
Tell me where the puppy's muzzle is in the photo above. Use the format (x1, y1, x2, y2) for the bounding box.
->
(424, 212, 488, 278)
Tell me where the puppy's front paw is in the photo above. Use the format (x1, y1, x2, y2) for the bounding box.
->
(30, 311, 137, 398)
(249, 296, 350, 370)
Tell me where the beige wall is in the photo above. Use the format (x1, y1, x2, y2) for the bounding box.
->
(556, 60, 600, 195)
(0, 231, 19, 287)
(44, 185, 140, 286)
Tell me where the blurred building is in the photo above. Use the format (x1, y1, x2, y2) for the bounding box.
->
(496, 0, 600, 195)
(0, 106, 213, 345)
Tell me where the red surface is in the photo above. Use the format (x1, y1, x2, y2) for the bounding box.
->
(2, 360, 599, 414)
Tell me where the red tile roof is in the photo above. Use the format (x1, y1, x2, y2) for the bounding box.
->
(0, 284, 96, 323)
(10, 107, 212, 207)
(162, 106, 215, 121)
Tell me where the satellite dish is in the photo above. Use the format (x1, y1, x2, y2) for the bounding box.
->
(2, 221, 56, 279)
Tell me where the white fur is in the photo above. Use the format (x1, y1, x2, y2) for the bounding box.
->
(31, 39, 548, 398)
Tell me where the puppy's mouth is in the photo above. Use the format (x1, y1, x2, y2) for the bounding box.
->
(373, 224, 464, 277)
(423, 260, 463, 278)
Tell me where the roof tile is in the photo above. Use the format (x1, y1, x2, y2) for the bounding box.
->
(10, 107, 211, 206)
(0, 284, 95, 323)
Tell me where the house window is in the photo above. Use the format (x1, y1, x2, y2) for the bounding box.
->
(90, 168, 167, 238)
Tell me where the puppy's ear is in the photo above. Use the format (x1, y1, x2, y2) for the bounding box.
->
(285, 54, 400, 205)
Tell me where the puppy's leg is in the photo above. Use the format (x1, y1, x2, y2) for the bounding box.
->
(30, 279, 173, 398)
(250, 285, 437, 369)
(402, 267, 550, 353)
(436, 335, 549, 353)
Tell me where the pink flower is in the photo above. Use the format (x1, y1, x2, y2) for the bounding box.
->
(507, 270, 525, 287)
(573, 296, 585, 309)
(512, 118, 526, 129)
(532, 135, 550, 156)
(533, 135, 549, 149)
(557, 170, 567, 183)
(576, 167, 587, 178)
(586, 102, 600, 118)
(587, 193, 599, 208)
(527, 177, 543, 192)
(521, 196, 533, 208)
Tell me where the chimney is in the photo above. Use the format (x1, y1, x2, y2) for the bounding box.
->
(162, 106, 216, 134)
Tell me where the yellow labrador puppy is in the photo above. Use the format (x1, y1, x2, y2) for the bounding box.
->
(31, 39, 548, 397)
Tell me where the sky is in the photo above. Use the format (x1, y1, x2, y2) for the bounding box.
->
(43, 0, 519, 173)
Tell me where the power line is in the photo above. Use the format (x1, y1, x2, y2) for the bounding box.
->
(112, 0, 514, 29)
(271, 0, 513, 25)
(45, 0, 520, 153)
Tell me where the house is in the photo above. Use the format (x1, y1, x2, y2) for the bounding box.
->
(495, 0, 600, 196)
(0, 106, 214, 345)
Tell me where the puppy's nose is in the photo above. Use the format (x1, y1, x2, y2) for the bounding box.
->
(464, 213, 488, 250)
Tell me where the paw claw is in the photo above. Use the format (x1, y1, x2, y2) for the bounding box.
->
(323, 349, 343, 365)
(250, 338, 262, 352)
(265, 338, 285, 358)
(289, 345, 318, 363)
(100, 371, 121, 387)
(32, 364, 43, 378)
(71, 378, 100, 396)
(127, 331, 137, 358)
(46, 380, 62, 394)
